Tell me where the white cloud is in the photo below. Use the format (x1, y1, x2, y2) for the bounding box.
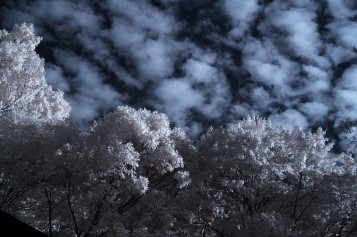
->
(334, 89, 357, 123)
(107, 0, 179, 36)
(107, 1, 184, 82)
(246, 60, 292, 88)
(53, 51, 124, 125)
(155, 80, 204, 110)
(45, 64, 70, 92)
(325, 0, 357, 64)
(336, 66, 357, 91)
(153, 79, 204, 127)
(332, 22, 357, 48)
(267, 8, 322, 61)
(251, 87, 272, 110)
(223, 0, 261, 37)
(299, 102, 329, 123)
(301, 65, 330, 94)
(183, 59, 217, 83)
(230, 104, 255, 119)
(326, 0, 356, 20)
(134, 39, 175, 80)
(334, 67, 357, 124)
(242, 38, 299, 95)
(110, 20, 146, 48)
(270, 109, 308, 130)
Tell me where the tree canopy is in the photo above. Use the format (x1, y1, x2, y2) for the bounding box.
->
(0, 23, 70, 124)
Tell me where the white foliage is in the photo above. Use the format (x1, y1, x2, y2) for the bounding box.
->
(0, 23, 70, 124)
(189, 116, 357, 236)
(200, 116, 334, 182)
(91, 106, 184, 175)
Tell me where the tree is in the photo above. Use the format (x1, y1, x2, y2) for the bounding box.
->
(0, 23, 70, 124)
(0, 122, 81, 235)
(0, 23, 70, 235)
(81, 106, 191, 236)
(1, 106, 192, 236)
(181, 116, 357, 236)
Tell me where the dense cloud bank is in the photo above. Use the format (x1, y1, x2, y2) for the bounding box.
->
(1, 0, 357, 146)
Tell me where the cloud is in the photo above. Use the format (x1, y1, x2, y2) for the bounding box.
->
(331, 22, 357, 48)
(45, 64, 70, 92)
(153, 79, 204, 128)
(2, 0, 357, 148)
(326, 0, 356, 20)
(106, 0, 180, 36)
(152, 50, 231, 136)
(223, 0, 261, 37)
(155, 80, 204, 112)
(183, 58, 217, 83)
(269, 9, 321, 57)
(250, 87, 272, 110)
(299, 102, 329, 124)
(133, 39, 176, 80)
(242, 37, 299, 95)
(270, 109, 309, 130)
(334, 66, 357, 124)
(52, 50, 124, 126)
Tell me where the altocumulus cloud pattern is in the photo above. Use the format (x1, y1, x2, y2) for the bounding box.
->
(1, 0, 357, 147)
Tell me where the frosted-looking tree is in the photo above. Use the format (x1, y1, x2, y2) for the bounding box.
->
(79, 106, 191, 236)
(1, 106, 191, 236)
(181, 117, 357, 236)
(0, 23, 70, 124)
(0, 23, 70, 235)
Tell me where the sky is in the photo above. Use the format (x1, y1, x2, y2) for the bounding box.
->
(1, 0, 357, 149)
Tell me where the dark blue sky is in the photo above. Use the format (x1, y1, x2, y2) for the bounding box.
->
(1, 0, 357, 150)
